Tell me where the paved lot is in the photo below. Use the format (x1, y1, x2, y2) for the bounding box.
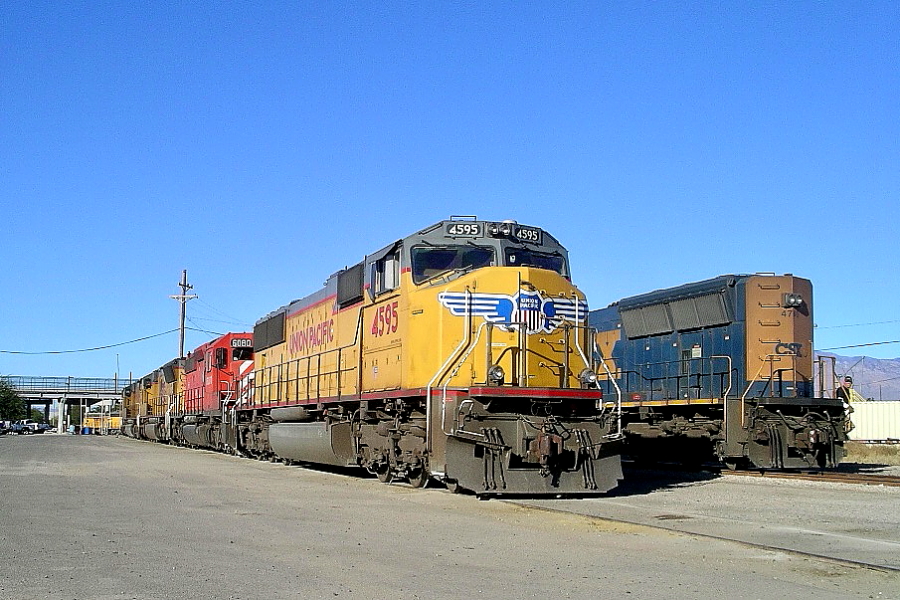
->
(522, 466, 900, 570)
(1, 434, 898, 599)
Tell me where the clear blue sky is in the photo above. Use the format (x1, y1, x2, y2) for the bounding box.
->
(2, 1, 898, 378)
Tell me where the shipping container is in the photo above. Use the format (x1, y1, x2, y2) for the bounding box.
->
(847, 401, 900, 443)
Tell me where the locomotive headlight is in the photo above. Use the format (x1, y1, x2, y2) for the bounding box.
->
(488, 220, 517, 237)
(782, 292, 804, 308)
(488, 364, 505, 384)
(579, 368, 598, 385)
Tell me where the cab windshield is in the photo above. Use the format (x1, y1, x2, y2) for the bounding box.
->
(411, 246, 494, 284)
(504, 248, 567, 276)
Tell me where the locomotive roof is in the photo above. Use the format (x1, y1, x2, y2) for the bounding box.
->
(609, 273, 805, 311)
(410, 218, 564, 249)
(255, 218, 566, 325)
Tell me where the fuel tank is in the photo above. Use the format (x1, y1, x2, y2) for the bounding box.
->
(269, 422, 355, 467)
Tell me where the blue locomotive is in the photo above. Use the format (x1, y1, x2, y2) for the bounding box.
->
(589, 273, 848, 469)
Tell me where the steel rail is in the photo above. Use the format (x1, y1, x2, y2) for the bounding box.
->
(722, 469, 900, 487)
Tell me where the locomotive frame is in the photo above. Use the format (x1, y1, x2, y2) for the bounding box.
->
(123, 218, 624, 496)
(589, 273, 849, 469)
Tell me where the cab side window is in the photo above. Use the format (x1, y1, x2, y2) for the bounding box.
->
(374, 250, 400, 295)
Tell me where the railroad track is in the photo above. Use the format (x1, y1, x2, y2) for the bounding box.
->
(724, 469, 900, 487)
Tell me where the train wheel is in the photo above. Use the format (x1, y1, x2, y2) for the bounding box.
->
(375, 464, 393, 484)
(445, 479, 463, 494)
(408, 465, 429, 489)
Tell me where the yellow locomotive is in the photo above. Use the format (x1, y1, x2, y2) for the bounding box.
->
(245, 218, 622, 495)
(82, 414, 122, 433)
(121, 358, 184, 442)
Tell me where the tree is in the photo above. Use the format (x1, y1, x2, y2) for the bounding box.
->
(67, 404, 83, 427)
(0, 377, 26, 421)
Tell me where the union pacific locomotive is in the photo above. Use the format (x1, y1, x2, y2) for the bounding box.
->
(589, 274, 849, 469)
(122, 218, 623, 495)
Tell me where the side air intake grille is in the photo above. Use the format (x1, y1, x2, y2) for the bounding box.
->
(254, 311, 286, 352)
(621, 293, 731, 338)
(337, 262, 364, 308)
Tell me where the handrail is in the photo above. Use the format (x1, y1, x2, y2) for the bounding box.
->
(598, 358, 733, 402)
(253, 307, 367, 408)
(256, 350, 358, 406)
(593, 342, 623, 438)
(709, 355, 732, 433)
(815, 354, 838, 399)
(571, 299, 593, 378)
(740, 354, 798, 401)
(740, 353, 798, 426)
(427, 288, 474, 452)
(440, 322, 490, 438)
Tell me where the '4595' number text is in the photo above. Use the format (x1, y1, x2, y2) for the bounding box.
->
(371, 301, 399, 337)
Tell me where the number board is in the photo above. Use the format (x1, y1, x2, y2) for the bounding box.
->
(514, 226, 542, 244)
(445, 222, 483, 237)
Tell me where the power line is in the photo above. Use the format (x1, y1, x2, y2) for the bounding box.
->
(195, 299, 251, 327)
(816, 319, 900, 330)
(189, 316, 249, 326)
(0, 329, 179, 355)
(0, 325, 233, 357)
(818, 340, 900, 351)
(864, 375, 900, 385)
(184, 320, 226, 337)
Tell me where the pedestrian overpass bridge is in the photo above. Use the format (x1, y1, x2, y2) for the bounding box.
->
(6, 376, 127, 420)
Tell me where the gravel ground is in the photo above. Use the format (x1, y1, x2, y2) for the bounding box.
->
(1, 434, 898, 600)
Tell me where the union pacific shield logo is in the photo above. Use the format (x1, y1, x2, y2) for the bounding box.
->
(517, 290, 543, 334)
(438, 290, 587, 334)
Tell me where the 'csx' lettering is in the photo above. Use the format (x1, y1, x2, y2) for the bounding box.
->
(775, 342, 802, 356)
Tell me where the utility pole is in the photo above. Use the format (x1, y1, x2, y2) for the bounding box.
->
(170, 270, 198, 358)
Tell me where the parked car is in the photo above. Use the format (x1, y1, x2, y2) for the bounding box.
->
(17, 420, 41, 434)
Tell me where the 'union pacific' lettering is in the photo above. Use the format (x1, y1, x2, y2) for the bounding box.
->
(289, 319, 335, 354)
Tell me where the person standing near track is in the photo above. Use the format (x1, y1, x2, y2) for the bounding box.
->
(835, 376, 866, 403)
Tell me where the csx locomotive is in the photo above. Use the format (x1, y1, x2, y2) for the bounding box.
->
(589, 273, 849, 469)
(122, 218, 623, 495)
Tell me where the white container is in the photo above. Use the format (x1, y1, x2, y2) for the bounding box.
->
(848, 401, 900, 442)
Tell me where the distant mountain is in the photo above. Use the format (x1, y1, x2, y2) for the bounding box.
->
(815, 353, 900, 401)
